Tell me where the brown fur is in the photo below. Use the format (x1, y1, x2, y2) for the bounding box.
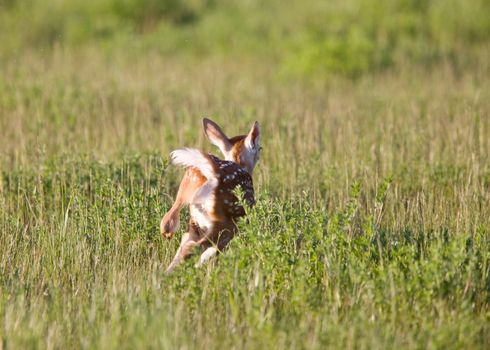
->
(160, 167, 206, 238)
(161, 119, 260, 273)
(229, 137, 246, 164)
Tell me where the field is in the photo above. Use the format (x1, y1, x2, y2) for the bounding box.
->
(1, 0, 490, 349)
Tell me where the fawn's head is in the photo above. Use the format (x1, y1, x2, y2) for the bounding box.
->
(203, 118, 261, 174)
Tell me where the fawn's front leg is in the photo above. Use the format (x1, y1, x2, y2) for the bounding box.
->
(161, 168, 207, 238)
(195, 221, 236, 268)
(195, 247, 218, 268)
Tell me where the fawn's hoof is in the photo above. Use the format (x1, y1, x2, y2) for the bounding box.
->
(160, 214, 179, 238)
(162, 231, 174, 239)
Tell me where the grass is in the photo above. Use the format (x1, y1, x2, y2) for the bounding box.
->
(1, 1, 490, 347)
(1, 49, 489, 349)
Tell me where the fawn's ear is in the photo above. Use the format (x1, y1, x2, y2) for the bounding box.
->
(245, 121, 260, 149)
(203, 118, 232, 154)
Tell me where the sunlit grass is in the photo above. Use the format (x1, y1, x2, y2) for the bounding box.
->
(1, 46, 489, 348)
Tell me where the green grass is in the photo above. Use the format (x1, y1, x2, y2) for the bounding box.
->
(1, 0, 490, 348)
(1, 50, 489, 348)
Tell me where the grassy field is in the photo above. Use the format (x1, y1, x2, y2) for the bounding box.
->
(1, 1, 490, 349)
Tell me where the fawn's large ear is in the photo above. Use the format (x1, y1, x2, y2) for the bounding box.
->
(245, 121, 260, 149)
(203, 118, 232, 154)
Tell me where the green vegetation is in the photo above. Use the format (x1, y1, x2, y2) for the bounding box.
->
(1, 0, 490, 348)
(2, 0, 490, 77)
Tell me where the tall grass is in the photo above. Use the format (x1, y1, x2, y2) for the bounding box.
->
(1, 48, 489, 348)
(1, 0, 490, 348)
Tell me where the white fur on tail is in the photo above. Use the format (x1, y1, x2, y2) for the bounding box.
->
(170, 148, 218, 206)
(171, 148, 215, 180)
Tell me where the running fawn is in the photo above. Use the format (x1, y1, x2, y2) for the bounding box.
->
(161, 118, 261, 273)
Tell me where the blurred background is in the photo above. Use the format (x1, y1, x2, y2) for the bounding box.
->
(2, 0, 489, 77)
(1, 0, 490, 193)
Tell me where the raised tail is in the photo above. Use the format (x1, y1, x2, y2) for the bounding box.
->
(170, 148, 218, 204)
(170, 148, 216, 180)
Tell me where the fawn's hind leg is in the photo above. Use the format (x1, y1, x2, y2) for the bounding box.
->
(166, 230, 200, 274)
(195, 221, 237, 268)
(160, 168, 207, 238)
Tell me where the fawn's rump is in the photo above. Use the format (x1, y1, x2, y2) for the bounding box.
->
(171, 149, 255, 243)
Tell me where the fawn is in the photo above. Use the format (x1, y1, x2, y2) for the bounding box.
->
(161, 118, 261, 273)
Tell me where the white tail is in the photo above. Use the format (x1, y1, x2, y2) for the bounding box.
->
(170, 148, 215, 180)
(170, 148, 219, 204)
